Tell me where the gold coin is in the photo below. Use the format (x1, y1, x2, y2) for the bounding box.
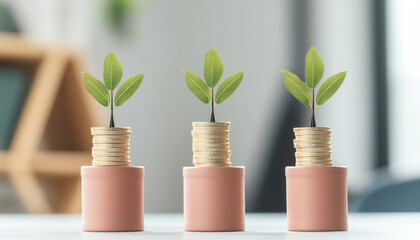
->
(91, 132, 131, 136)
(193, 158, 229, 162)
(94, 134, 130, 139)
(192, 137, 229, 143)
(192, 129, 229, 134)
(192, 134, 228, 139)
(295, 146, 331, 151)
(91, 127, 131, 130)
(193, 154, 229, 160)
(296, 158, 332, 163)
(93, 160, 130, 163)
(192, 160, 228, 164)
(93, 160, 131, 164)
(93, 143, 129, 147)
(193, 147, 229, 153)
(193, 157, 229, 163)
(294, 135, 331, 139)
(193, 151, 230, 156)
(295, 160, 332, 164)
(191, 122, 233, 167)
(296, 159, 332, 163)
(93, 156, 130, 161)
(193, 126, 229, 131)
(91, 129, 131, 135)
(296, 163, 332, 167)
(193, 150, 231, 156)
(193, 160, 230, 164)
(296, 158, 332, 161)
(294, 137, 331, 141)
(192, 160, 229, 163)
(296, 159, 332, 164)
(294, 143, 330, 149)
(294, 138, 330, 144)
(93, 137, 130, 142)
(193, 138, 228, 143)
(193, 122, 229, 127)
(92, 148, 129, 153)
(92, 151, 129, 157)
(193, 161, 230, 165)
(92, 146, 129, 152)
(296, 155, 330, 160)
(294, 134, 330, 139)
(293, 127, 331, 132)
(294, 134, 331, 139)
(294, 144, 330, 149)
(296, 156, 332, 161)
(93, 161, 131, 166)
(193, 142, 229, 147)
(194, 163, 231, 167)
(295, 151, 331, 157)
(192, 143, 230, 152)
(91, 127, 131, 131)
(295, 152, 331, 156)
(294, 132, 331, 136)
(294, 138, 330, 142)
(93, 138, 129, 144)
(193, 147, 229, 152)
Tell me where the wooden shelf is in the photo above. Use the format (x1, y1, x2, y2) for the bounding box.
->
(0, 151, 91, 176)
(33, 151, 92, 176)
(0, 34, 101, 213)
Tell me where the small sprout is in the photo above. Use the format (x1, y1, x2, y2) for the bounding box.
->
(282, 47, 346, 127)
(83, 51, 144, 127)
(183, 48, 244, 122)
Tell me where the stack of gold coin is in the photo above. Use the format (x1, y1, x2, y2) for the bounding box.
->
(192, 122, 231, 167)
(293, 127, 332, 167)
(91, 127, 131, 166)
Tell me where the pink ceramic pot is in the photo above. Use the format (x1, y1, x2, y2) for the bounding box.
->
(81, 166, 144, 232)
(286, 166, 348, 231)
(183, 167, 245, 231)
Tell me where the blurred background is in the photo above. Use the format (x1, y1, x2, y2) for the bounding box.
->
(0, 0, 418, 213)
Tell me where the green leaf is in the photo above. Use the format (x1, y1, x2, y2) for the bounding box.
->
(184, 69, 211, 104)
(82, 72, 110, 107)
(204, 48, 224, 88)
(215, 72, 244, 104)
(316, 71, 347, 105)
(281, 70, 311, 105)
(103, 51, 123, 90)
(115, 73, 144, 106)
(305, 47, 324, 88)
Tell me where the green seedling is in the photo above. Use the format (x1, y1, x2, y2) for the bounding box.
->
(183, 48, 244, 122)
(282, 47, 346, 127)
(82, 51, 144, 127)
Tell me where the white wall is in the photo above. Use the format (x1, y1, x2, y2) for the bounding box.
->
(387, 0, 420, 179)
(306, 0, 375, 193)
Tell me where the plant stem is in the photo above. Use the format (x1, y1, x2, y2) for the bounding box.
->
(310, 88, 316, 127)
(210, 87, 215, 122)
(110, 90, 115, 127)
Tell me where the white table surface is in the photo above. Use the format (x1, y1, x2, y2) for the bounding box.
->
(0, 213, 419, 240)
